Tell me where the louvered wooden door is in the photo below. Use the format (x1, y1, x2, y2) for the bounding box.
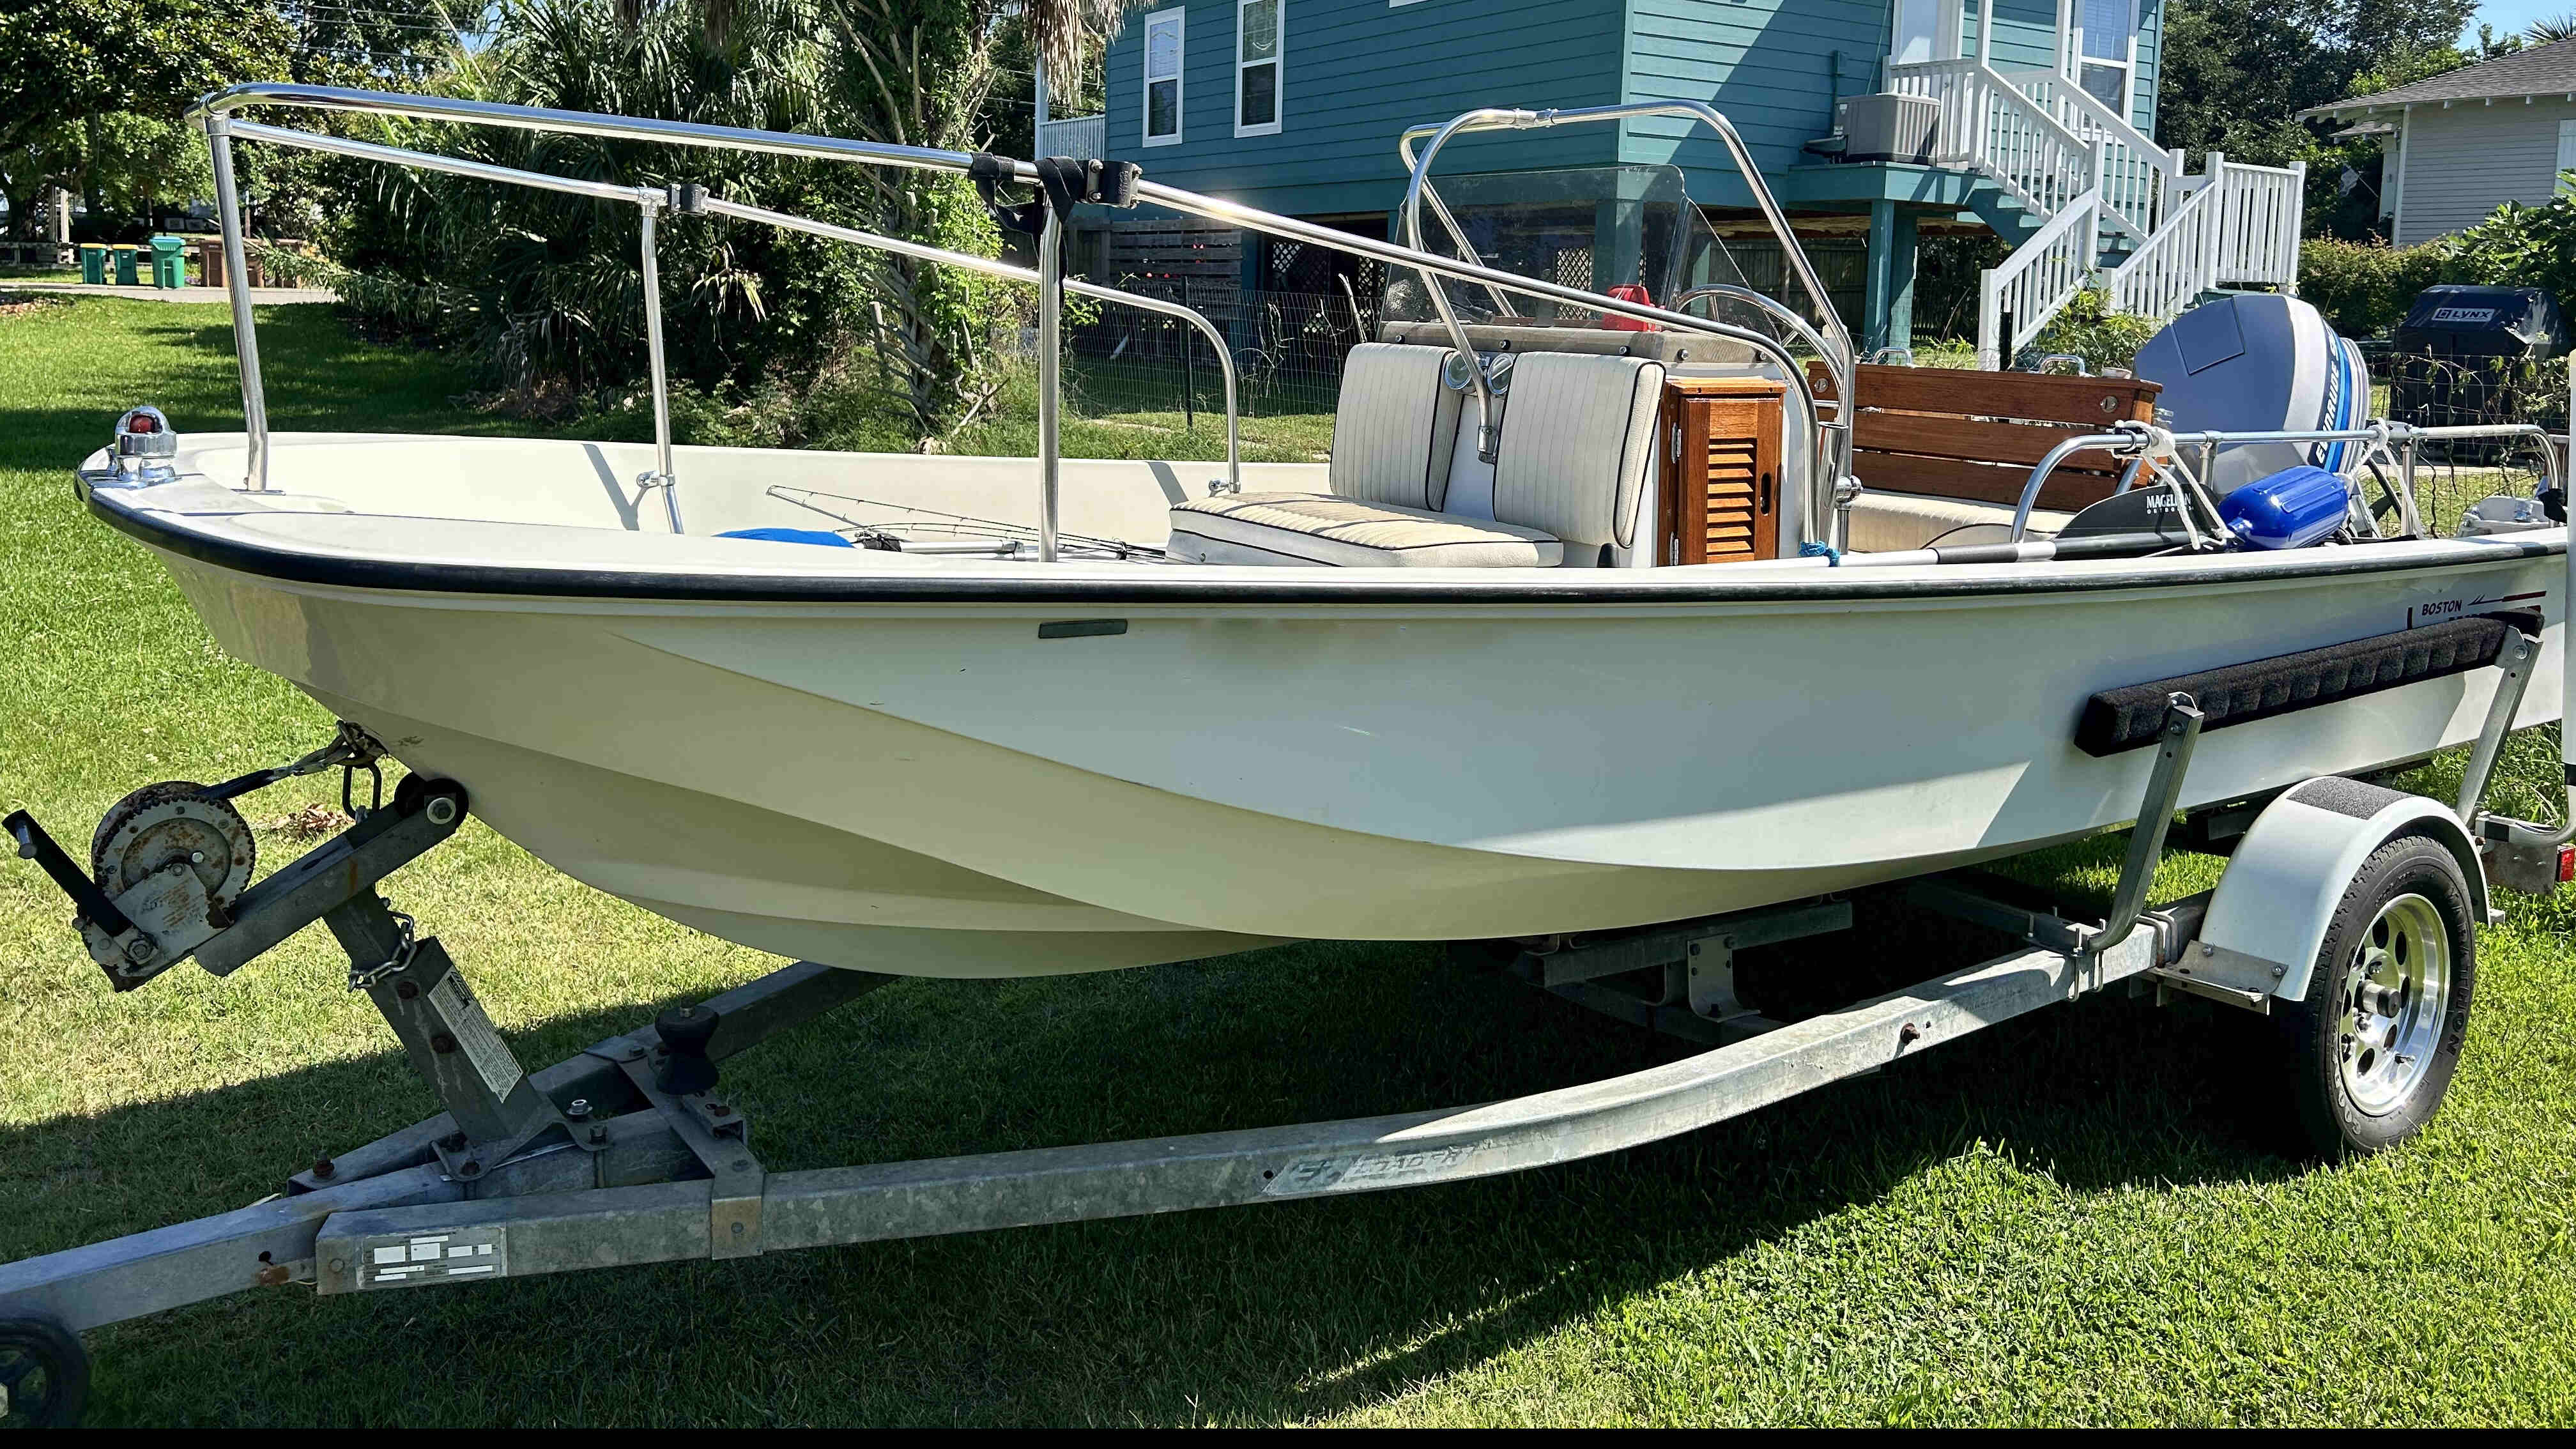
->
(1658, 376, 1786, 565)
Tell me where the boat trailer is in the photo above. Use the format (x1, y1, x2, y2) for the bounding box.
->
(4, 621, 2573, 1424)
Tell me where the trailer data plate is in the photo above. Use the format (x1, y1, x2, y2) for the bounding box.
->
(355, 1227, 508, 1290)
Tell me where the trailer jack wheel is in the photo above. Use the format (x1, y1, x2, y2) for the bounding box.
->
(0, 1318, 88, 1428)
(2278, 834, 2477, 1160)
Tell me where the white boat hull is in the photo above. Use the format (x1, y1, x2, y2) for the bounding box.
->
(98, 434, 2568, 977)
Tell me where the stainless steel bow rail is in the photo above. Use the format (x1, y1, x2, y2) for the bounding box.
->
(214, 114, 1244, 510)
(187, 83, 1832, 554)
(10, 648, 2572, 1422)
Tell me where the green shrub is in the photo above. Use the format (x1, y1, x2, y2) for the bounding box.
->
(2447, 192, 2576, 302)
(2299, 236, 2452, 337)
(2029, 286, 2161, 372)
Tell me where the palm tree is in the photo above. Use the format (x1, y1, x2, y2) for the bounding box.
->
(1023, 1, 1142, 104)
(2530, 14, 2576, 45)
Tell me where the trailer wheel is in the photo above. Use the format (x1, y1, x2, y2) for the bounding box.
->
(0, 1318, 87, 1428)
(2278, 833, 2476, 1159)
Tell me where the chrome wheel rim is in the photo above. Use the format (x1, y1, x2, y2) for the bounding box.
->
(2338, 893, 2451, 1117)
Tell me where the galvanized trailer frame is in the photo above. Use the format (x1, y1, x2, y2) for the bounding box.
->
(1, 620, 2569, 1423)
(0, 704, 2214, 1331)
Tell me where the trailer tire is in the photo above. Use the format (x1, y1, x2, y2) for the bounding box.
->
(2276, 832, 2476, 1160)
(0, 1317, 88, 1427)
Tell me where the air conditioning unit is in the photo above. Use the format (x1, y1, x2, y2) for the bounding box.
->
(1832, 93, 1940, 165)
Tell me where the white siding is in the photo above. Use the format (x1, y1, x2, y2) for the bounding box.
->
(2397, 98, 2576, 245)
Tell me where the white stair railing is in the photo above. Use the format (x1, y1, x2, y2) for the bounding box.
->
(2004, 68, 2183, 241)
(1889, 65, 2310, 358)
(1977, 188, 2101, 369)
(1887, 59, 2094, 220)
(2106, 165, 2222, 322)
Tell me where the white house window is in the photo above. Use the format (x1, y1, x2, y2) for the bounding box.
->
(1236, 1, 1284, 137)
(1890, 0, 1947, 65)
(1144, 8, 1184, 148)
(2076, 0, 2138, 116)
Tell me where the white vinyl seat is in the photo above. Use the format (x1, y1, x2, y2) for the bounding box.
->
(1165, 341, 1665, 570)
(1167, 341, 1554, 566)
(1489, 351, 1664, 558)
(1165, 492, 1563, 567)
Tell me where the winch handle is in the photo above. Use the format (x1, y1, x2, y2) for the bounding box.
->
(4, 809, 137, 938)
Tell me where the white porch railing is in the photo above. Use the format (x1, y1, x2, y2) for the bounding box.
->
(1887, 58, 2094, 218)
(2004, 68, 2182, 240)
(2213, 157, 2306, 288)
(2104, 151, 2308, 322)
(1038, 114, 1105, 160)
(1977, 188, 2101, 369)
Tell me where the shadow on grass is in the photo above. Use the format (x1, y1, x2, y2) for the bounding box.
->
(4, 900, 2309, 1426)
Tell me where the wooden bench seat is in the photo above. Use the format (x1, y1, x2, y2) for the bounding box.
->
(1809, 363, 2165, 516)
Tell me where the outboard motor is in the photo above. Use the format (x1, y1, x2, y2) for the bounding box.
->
(2133, 294, 2368, 490)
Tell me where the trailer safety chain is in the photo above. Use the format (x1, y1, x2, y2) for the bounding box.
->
(346, 907, 418, 992)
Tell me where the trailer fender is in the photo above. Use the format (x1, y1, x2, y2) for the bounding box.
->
(2194, 778, 2488, 1000)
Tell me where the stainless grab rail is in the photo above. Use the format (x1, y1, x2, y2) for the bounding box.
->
(2009, 420, 2567, 541)
(1669, 284, 1838, 378)
(196, 83, 1845, 549)
(1394, 100, 1860, 540)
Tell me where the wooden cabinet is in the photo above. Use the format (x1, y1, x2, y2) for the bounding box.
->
(1657, 376, 1786, 565)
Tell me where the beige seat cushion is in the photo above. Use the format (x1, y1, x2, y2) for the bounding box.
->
(1167, 491, 1563, 568)
(1844, 490, 2073, 553)
(1491, 351, 1666, 548)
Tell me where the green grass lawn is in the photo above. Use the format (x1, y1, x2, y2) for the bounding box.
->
(7, 298, 2576, 1425)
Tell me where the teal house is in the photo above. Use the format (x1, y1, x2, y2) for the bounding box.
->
(1044, 1, 2304, 365)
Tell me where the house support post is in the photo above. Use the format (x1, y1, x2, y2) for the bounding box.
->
(1862, 199, 1917, 357)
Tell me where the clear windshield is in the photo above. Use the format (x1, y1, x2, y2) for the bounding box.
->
(1381, 162, 1804, 355)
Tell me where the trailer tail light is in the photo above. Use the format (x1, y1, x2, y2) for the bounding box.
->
(2557, 842, 2574, 884)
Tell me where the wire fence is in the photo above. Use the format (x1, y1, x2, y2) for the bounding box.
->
(2360, 344, 2571, 467)
(1060, 281, 1374, 425)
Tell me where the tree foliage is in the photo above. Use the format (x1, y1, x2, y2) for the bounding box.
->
(2158, 1, 2487, 239)
(328, 0, 1136, 436)
(2159, 0, 2478, 165)
(0, 0, 290, 236)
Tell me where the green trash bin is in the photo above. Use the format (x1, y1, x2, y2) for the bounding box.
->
(79, 245, 106, 286)
(149, 236, 187, 289)
(111, 246, 139, 286)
